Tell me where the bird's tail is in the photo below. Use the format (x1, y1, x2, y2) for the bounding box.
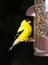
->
(8, 39, 19, 51)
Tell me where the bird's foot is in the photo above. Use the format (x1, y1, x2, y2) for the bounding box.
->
(24, 38, 29, 42)
(24, 37, 35, 42)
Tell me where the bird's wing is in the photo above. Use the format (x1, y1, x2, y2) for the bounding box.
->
(15, 26, 24, 38)
(17, 26, 24, 33)
(15, 29, 24, 39)
(17, 29, 24, 35)
(15, 27, 24, 39)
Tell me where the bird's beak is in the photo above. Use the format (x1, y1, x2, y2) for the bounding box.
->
(28, 21, 32, 23)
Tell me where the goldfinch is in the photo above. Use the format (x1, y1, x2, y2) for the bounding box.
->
(8, 19, 32, 51)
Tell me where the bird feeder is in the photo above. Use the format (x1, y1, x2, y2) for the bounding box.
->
(26, 0, 48, 56)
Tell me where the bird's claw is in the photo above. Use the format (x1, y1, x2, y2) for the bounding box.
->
(24, 38, 29, 42)
(24, 37, 35, 42)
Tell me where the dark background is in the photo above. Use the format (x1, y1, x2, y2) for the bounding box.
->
(0, 0, 48, 65)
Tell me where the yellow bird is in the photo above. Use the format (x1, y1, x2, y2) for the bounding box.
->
(8, 19, 32, 51)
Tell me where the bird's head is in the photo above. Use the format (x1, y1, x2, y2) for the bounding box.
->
(21, 19, 32, 26)
(17, 19, 32, 33)
(25, 19, 32, 24)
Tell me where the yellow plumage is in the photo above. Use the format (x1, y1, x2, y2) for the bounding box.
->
(17, 20, 32, 42)
(8, 19, 32, 51)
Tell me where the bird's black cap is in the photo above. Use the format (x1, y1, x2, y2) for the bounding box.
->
(25, 19, 32, 23)
(26, 19, 31, 21)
